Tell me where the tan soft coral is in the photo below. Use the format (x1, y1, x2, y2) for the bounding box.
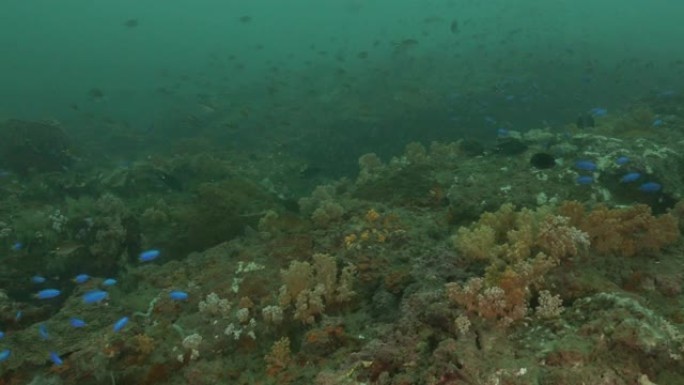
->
(453, 204, 589, 264)
(558, 202, 679, 257)
(446, 252, 557, 327)
(278, 253, 356, 324)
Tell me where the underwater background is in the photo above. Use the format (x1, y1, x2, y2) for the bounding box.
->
(1, 0, 684, 384)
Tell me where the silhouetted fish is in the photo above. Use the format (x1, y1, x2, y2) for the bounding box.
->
(123, 19, 139, 28)
(450, 19, 459, 34)
(87, 88, 105, 101)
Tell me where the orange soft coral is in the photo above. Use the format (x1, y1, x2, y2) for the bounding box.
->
(559, 202, 679, 257)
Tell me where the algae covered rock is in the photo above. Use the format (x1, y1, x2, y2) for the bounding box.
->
(0, 119, 73, 174)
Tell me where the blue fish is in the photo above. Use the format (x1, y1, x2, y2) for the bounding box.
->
(70, 318, 86, 328)
(615, 156, 630, 165)
(15, 311, 22, 322)
(35, 289, 61, 299)
(31, 275, 46, 284)
(639, 182, 662, 193)
(11, 242, 23, 251)
(590, 107, 607, 117)
(620, 172, 641, 183)
(652, 119, 664, 127)
(574, 160, 597, 172)
(39, 324, 49, 340)
(0, 350, 10, 362)
(113, 316, 129, 332)
(73, 274, 90, 284)
(139, 249, 160, 262)
(49, 352, 63, 366)
(82, 290, 108, 304)
(0, 331, 4, 339)
(102, 278, 117, 287)
(576, 175, 594, 185)
(169, 291, 189, 301)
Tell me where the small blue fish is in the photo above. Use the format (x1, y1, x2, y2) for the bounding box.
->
(39, 324, 49, 340)
(82, 290, 108, 304)
(15, 311, 22, 322)
(615, 156, 630, 165)
(102, 278, 117, 287)
(576, 175, 594, 185)
(0, 350, 10, 362)
(31, 275, 46, 284)
(639, 182, 662, 193)
(11, 242, 23, 251)
(497, 128, 509, 137)
(113, 316, 129, 332)
(73, 274, 90, 284)
(70, 318, 86, 328)
(652, 119, 664, 127)
(35, 289, 61, 299)
(169, 291, 189, 301)
(0, 331, 4, 339)
(620, 172, 641, 183)
(139, 249, 160, 262)
(49, 351, 63, 366)
(590, 107, 607, 117)
(574, 160, 597, 172)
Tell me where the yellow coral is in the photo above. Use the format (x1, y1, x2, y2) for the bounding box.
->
(344, 234, 357, 249)
(278, 254, 356, 323)
(365, 208, 381, 223)
(453, 225, 497, 261)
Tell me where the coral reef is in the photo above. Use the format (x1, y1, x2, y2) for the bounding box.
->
(558, 201, 679, 257)
(278, 253, 356, 324)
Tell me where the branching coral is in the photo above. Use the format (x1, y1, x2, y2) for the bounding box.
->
(298, 184, 347, 227)
(447, 201, 681, 327)
(446, 252, 557, 327)
(265, 337, 292, 375)
(447, 203, 588, 326)
(558, 202, 679, 257)
(453, 203, 589, 264)
(278, 253, 356, 324)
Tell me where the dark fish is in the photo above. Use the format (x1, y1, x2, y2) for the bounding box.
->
(394, 39, 419, 50)
(530, 153, 555, 169)
(450, 19, 459, 34)
(239, 15, 252, 23)
(88, 88, 105, 101)
(123, 19, 139, 28)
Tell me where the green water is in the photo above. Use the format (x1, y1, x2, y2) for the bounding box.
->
(2, 0, 683, 135)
